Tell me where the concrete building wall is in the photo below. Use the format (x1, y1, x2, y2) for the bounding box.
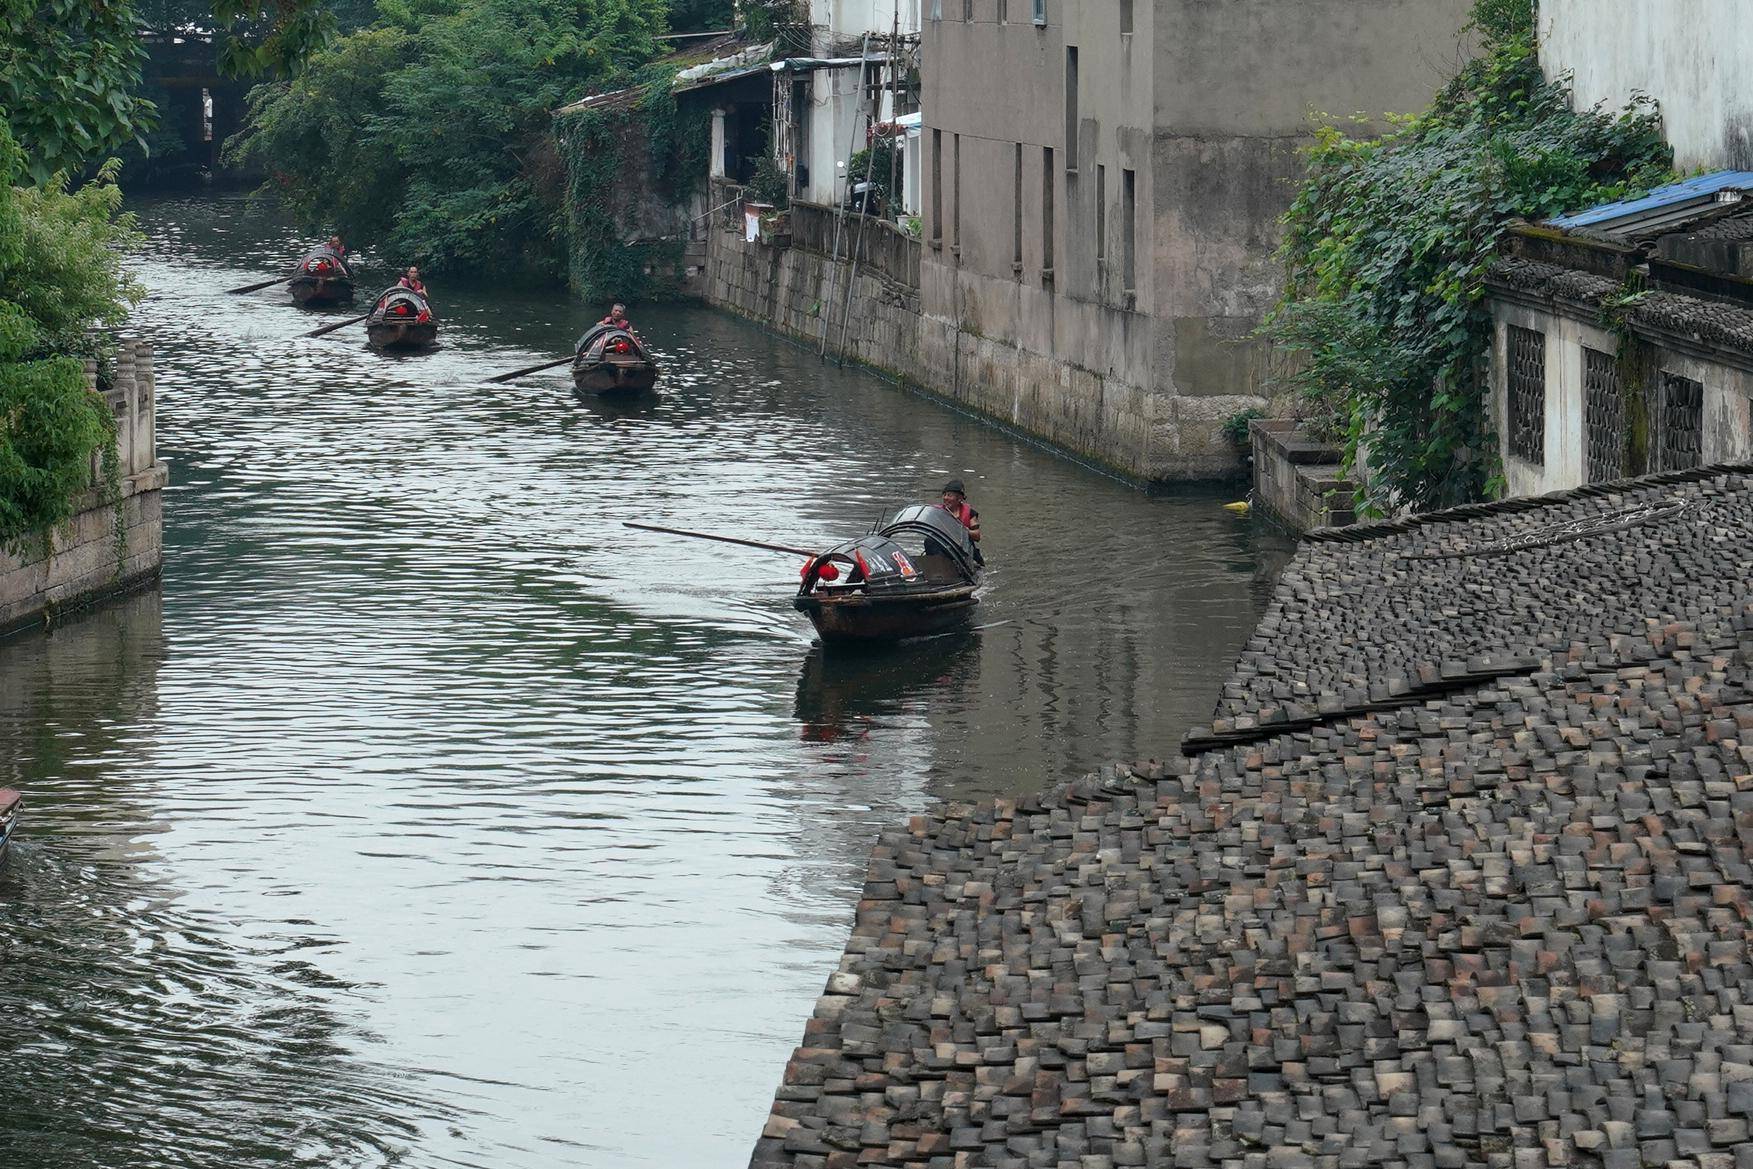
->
(1, 340, 167, 638)
(799, 68, 867, 205)
(812, 0, 919, 44)
(919, 0, 1472, 481)
(1539, 0, 1753, 171)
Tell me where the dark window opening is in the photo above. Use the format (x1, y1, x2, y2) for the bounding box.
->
(930, 129, 942, 244)
(1583, 347, 1624, 483)
(952, 133, 962, 253)
(1120, 0, 1133, 34)
(1013, 143, 1024, 272)
(1064, 47, 1078, 172)
(1507, 324, 1546, 465)
(1096, 164, 1107, 267)
(1121, 168, 1136, 295)
(1659, 372, 1705, 470)
(1042, 146, 1055, 280)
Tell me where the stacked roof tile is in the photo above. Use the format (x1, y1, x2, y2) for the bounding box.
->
(751, 468, 1753, 1169)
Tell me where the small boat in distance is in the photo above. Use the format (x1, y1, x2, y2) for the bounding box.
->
(0, 788, 21, 870)
(366, 286, 438, 351)
(794, 505, 983, 644)
(289, 246, 355, 307)
(573, 323, 658, 395)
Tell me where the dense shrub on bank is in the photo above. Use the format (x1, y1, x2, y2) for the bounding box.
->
(230, 0, 671, 283)
(0, 123, 142, 551)
(1267, 4, 1672, 514)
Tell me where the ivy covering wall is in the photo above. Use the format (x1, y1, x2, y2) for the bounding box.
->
(1267, 0, 1673, 514)
(554, 64, 710, 303)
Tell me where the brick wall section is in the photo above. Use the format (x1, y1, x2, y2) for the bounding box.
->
(1, 339, 167, 637)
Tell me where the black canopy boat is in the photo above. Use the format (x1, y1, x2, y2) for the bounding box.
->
(0, 788, 20, 870)
(794, 505, 983, 644)
(573, 323, 658, 395)
(366, 286, 438, 351)
(288, 246, 355, 307)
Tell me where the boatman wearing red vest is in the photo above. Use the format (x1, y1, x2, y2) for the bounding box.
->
(940, 479, 983, 563)
(600, 302, 632, 331)
(398, 266, 427, 296)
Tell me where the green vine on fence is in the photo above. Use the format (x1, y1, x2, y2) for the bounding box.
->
(1266, 2, 1672, 514)
(555, 63, 709, 303)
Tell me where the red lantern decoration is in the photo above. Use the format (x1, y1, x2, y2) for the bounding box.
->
(817, 561, 840, 582)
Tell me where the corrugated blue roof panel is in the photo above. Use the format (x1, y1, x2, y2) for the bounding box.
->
(1547, 171, 1753, 234)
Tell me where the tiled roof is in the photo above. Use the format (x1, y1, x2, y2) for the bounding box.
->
(1489, 258, 1753, 356)
(749, 468, 1753, 1169)
(1207, 468, 1753, 736)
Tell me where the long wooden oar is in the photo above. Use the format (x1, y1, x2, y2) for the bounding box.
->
(305, 312, 371, 338)
(622, 521, 817, 557)
(226, 276, 290, 295)
(486, 354, 574, 383)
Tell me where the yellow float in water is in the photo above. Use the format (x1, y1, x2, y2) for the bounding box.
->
(1222, 500, 1250, 514)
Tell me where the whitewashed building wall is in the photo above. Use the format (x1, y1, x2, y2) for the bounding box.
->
(1540, 0, 1753, 170)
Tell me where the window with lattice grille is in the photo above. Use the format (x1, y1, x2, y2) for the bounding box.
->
(1583, 346, 1624, 483)
(1659, 372, 1704, 471)
(1506, 325, 1545, 465)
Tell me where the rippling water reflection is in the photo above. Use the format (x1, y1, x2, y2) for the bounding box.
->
(0, 196, 1294, 1167)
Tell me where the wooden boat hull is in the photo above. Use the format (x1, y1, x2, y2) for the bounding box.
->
(367, 320, 439, 351)
(793, 585, 979, 643)
(573, 358, 658, 396)
(290, 277, 354, 307)
(0, 788, 20, 870)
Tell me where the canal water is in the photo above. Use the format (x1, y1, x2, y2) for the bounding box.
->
(0, 196, 1293, 1168)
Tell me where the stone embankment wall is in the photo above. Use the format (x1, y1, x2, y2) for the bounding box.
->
(704, 189, 1210, 482)
(1, 339, 167, 638)
(1248, 418, 1355, 533)
(704, 191, 926, 385)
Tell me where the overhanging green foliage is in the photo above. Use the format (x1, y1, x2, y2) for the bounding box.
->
(0, 123, 141, 550)
(2, 1, 335, 185)
(230, 0, 670, 283)
(1267, 23, 1672, 513)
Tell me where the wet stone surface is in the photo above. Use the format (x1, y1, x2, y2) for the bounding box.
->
(750, 470, 1753, 1169)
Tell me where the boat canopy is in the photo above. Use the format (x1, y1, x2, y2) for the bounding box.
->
(576, 323, 648, 361)
(372, 286, 430, 319)
(881, 505, 978, 574)
(297, 246, 349, 276)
